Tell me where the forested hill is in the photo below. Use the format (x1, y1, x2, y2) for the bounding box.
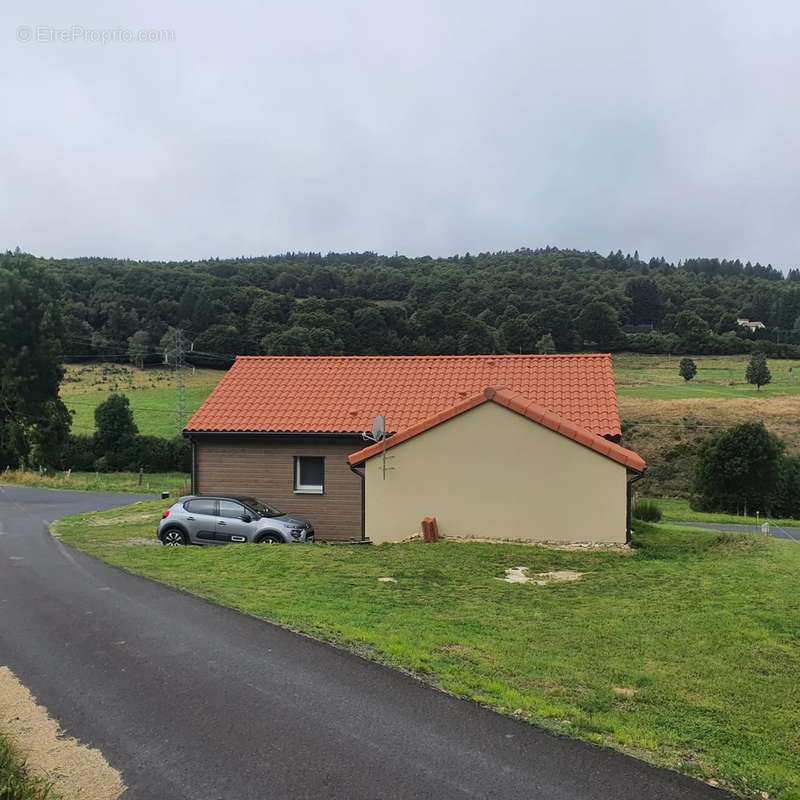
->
(7, 248, 800, 364)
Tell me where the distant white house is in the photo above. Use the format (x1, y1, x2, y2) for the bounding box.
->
(737, 318, 767, 333)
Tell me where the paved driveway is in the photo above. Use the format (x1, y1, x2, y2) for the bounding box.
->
(0, 486, 731, 799)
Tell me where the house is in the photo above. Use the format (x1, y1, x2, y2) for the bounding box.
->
(348, 386, 644, 544)
(184, 354, 645, 543)
(737, 318, 767, 333)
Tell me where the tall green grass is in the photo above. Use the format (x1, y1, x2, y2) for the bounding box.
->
(0, 735, 57, 800)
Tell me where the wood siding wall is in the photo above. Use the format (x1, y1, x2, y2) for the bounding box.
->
(193, 437, 363, 541)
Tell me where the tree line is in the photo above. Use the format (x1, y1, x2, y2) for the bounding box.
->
(3, 246, 800, 472)
(3, 248, 799, 370)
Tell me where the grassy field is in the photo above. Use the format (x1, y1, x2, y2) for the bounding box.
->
(61, 363, 222, 438)
(0, 735, 57, 800)
(0, 469, 189, 496)
(54, 501, 800, 800)
(614, 353, 800, 399)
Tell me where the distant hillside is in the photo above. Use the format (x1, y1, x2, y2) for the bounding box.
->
(5, 248, 800, 363)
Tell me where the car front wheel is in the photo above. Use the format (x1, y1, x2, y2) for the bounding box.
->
(162, 529, 187, 547)
(257, 533, 283, 544)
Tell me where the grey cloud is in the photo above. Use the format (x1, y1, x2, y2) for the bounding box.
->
(1, 0, 799, 270)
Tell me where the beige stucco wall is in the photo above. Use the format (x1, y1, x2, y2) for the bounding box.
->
(363, 402, 628, 544)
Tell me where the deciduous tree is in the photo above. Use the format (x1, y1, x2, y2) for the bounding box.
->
(746, 352, 771, 389)
(679, 357, 697, 382)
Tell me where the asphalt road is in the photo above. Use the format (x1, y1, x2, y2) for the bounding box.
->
(0, 486, 731, 800)
(672, 519, 800, 541)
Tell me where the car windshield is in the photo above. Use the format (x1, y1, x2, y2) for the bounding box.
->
(236, 497, 282, 518)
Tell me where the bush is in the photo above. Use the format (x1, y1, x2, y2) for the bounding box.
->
(694, 422, 782, 513)
(54, 433, 189, 474)
(131, 436, 191, 472)
(679, 357, 697, 382)
(633, 499, 663, 522)
(59, 434, 97, 471)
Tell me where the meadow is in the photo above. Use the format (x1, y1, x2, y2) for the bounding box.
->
(60, 363, 222, 438)
(613, 353, 800, 399)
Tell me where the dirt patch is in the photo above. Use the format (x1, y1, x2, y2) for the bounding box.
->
(502, 567, 533, 583)
(438, 644, 476, 656)
(452, 536, 631, 552)
(0, 666, 125, 800)
(613, 686, 638, 699)
(531, 570, 585, 586)
(500, 567, 585, 585)
(377, 577, 397, 583)
(88, 510, 155, 527)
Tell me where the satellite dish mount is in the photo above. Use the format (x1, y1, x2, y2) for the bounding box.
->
(362, 415, 393, 479)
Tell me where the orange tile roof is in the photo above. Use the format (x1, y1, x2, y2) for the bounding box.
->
(185, 354, 622, 438)
(348, 387, 645, 473)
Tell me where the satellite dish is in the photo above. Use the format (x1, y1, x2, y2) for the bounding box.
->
(372, 415, 386, 440)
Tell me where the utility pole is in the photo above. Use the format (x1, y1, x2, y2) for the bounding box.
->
(173, 328, 187, 434)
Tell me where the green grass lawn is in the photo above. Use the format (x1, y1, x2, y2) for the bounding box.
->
(644, 497, 800, 529)
(60, 363, 223, 438)
(0, 470, 189, 496)
(614, 353, 800, 400)
(0, 735, 57, 800)
(54, 501, 800, 800)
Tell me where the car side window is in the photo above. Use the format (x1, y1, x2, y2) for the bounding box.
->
(184, 499, 216, 516)
(218, 500, 246, 519)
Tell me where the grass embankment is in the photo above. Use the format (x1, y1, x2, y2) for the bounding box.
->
(0, 470, 188, 496)
(0, 735, 57, 800)
(55, 502, 800, 799)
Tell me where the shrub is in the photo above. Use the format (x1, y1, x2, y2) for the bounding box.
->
(693, 422, 782, 513)
(633, 499, 663, 522)
(633, 499, 662, 522)
(679, 357, 697, 382)
(59, 434, 97, 471)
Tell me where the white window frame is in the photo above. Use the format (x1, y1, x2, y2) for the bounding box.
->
(294, 456, 324, 494)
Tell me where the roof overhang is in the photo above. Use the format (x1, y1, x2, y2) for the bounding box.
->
(348, 386, 646, 473)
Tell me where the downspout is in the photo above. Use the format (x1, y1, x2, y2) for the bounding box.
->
(191, 437, 197, 495)
(626, 468, 646, 544)
(349, 462, 366, 540)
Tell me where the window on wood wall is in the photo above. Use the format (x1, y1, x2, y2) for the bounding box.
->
(294, 456, 324, 494)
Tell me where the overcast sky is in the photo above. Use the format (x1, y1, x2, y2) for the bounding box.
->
(1, 1, 799, 270)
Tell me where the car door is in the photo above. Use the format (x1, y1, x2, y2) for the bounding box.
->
(183, 498, 219, 543)
(216, 500, 254, 543)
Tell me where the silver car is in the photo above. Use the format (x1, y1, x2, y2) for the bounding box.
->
(157, 495, 315, 546)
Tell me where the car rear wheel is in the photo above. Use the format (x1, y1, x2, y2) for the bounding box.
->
(257, 533, 283, 544)
(162, 529, 187, 547)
